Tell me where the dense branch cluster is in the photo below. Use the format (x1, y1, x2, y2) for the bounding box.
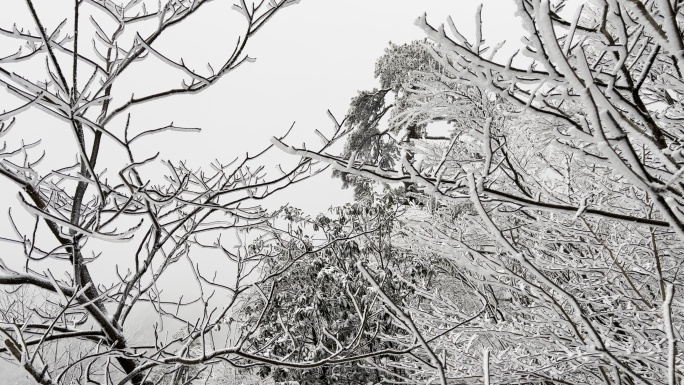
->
(2, 0, 684, 384)
(275, 0, 684, 384)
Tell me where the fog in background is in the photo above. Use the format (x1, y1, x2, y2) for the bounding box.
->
(0, 1, 522, 381)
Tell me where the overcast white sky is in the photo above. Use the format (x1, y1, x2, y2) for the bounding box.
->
(0, 0, 522, 215)
(0, 0, 525, 351)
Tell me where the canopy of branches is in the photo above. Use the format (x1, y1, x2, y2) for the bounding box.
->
(1, 1, 684, 385)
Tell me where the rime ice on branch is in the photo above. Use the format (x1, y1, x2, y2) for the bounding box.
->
(276, 0, 684, 384)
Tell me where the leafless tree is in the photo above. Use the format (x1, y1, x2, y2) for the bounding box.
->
(0, 0, 389, 384)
